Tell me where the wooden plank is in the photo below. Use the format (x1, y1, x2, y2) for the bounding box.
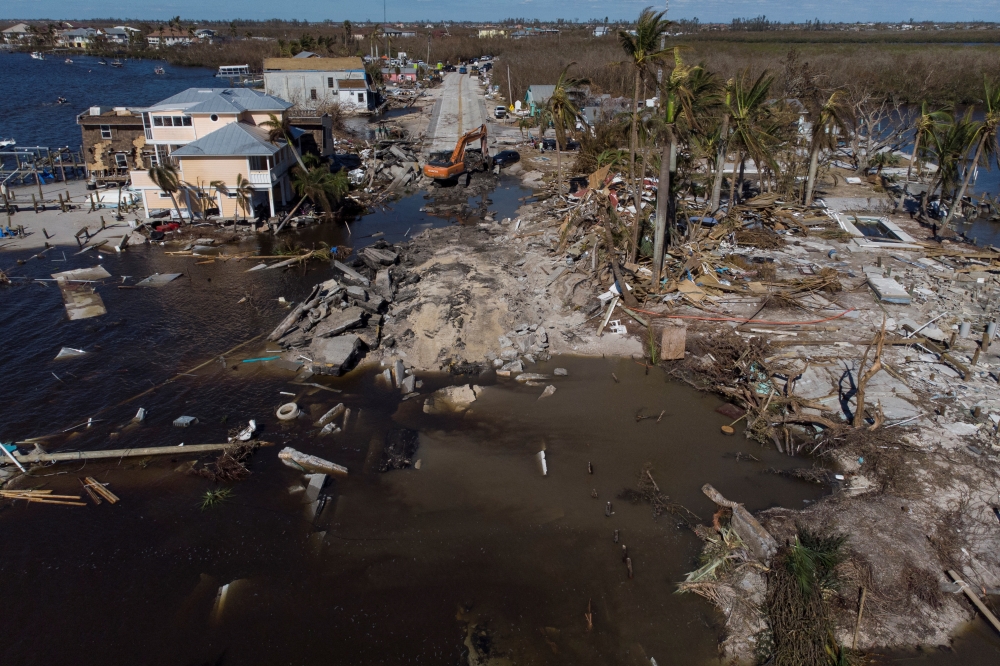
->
(948, 570, 1000, 635)
(3, 442, 270, 465)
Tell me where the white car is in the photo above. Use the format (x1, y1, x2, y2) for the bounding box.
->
(494, 106, 507, 119)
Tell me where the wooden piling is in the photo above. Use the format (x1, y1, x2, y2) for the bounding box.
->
(31, 193, 38, 213)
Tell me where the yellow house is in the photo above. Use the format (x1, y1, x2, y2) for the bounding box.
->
(129, 88, 298, 219)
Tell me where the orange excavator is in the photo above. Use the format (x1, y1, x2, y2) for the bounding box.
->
(423, 124, 491, 180)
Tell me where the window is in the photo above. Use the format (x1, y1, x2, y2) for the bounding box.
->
(310, 88, 317, 101)
(183, 116, 192, 126)
(171, 116, 190, 126)
(100, 125, 112, 139)
(158, 192, 172, 198)
(210, 114, 219, 122)
(153, 116, 164, 127)
(249, 156, 269, 171)
(114, 153, 128, 169)
(357, 93, 364, 103)
(327, 77, 334, 88)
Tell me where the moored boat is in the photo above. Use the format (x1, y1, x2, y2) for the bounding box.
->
(30, 51, 44, 60)
(110, 59, 124, 68)
(98, 58, 107, 65)
(154, 66, 165, 75)
(64, 58, 73, 64)
(0, 138, 15, 149)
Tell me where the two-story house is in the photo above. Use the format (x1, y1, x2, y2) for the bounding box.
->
(60, 28, 98, 49)
(262, 55, 378, 112)
(128, 88, 299, 220)
(146, 28, 193, 48)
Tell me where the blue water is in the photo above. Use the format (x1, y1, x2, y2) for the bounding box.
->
(0, 52, 218, 149)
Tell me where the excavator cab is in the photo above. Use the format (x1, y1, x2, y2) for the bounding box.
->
(423, 124, 491, 181)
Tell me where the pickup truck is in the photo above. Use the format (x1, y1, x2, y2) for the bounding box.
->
(494, 106, 507, 119)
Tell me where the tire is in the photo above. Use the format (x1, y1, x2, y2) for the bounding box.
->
(276, 402, 300, 421)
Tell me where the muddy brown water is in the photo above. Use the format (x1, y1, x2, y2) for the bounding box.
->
(0, 184, 995, 665)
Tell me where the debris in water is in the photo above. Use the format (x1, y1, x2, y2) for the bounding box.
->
(278, 447, 348, 476)
(537, 450, 548, 475)
(173, 415, 198, 427)
(605, 501, 613, 517)
(136, 272, 182, 287)
(82, 476, 119, 504)
(54, 347, 87, 360)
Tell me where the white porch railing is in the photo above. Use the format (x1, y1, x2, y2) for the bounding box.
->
(248, 171, 272, 185)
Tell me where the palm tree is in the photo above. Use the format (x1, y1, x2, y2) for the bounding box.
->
(619, 6, 670, 261)
(652, 49, 715, 279)
(343, 20, 353, 46)
(288, 167, 349, 220)
(259, 113, 308, 171)
(804, 91, 852, 205)
(148, 163, 185, 222)
(211, 174, 253, 222)
(943, 80, 1000, 226)
(906, 101, 951, 182)
(925, 112, 978, 219)
(709, 78, 734, 212)
(542, 64, 589, 194)
(726, 70, 779, 208)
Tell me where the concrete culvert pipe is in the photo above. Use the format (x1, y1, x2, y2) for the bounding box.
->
(276, 403, 300, 420)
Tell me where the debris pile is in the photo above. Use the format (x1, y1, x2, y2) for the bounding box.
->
(267, 241, 417, 376)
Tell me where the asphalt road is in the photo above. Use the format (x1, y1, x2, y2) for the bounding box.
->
(426, 72, 486, 155)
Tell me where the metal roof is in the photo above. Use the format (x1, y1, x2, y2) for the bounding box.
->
(145, 88, 292, 114)
(170, 122, 282, 157)
(525, 85, 555, 103)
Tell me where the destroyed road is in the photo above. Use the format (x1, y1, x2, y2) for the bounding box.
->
(0, 229, 828, 663)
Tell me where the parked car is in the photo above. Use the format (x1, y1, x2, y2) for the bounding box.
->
(458, 66, 468, 74)
(494, 105, 507, 119)
(444, 64, 456, 72)
(493, 150, 520, 168)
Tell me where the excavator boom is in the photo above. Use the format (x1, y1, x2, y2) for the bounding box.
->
(423, 124, 490, 180)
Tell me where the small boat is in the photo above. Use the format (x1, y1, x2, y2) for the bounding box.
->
(0, 138, 15, 149)
(110, 59, 124, 68)
(55, 96, 68, 105)
(98, 58, 108, 65)
(64, 58, 73, 64)
(30, 51, 44, 60)
(154, 66, 165, 75)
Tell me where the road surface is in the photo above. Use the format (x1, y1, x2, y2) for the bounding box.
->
(426, 73, 486, 155)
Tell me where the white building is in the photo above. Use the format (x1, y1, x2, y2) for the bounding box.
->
(262, 55, 377, 112)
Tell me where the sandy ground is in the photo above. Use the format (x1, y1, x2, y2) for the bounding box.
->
(377, 203, 642, 372)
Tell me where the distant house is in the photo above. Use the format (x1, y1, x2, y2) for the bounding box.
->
(262, 56, 378, 112)
(525, 84, 589, 116)
(77, 106, 146, 179)
(383, 68, 417, 83)
(147, 29, 193, 48)
(478, 29, 508, 38)
(194, 29, 216, 39)
(128, 88, 298, 219)
(61, 28, 98, 49)
(2, 23, 33, 43)
(524, 85, 555, 116)
(102, 27, 139, 45)
(593, 26, 611, 37)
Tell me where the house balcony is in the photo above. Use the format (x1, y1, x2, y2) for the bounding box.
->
(248, 170, 274, 186)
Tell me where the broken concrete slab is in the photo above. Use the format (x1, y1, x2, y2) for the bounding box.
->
(316, 403, 346, 427)
(279, 447, 348, 476)
(309, 335, 363, 376)
(332, 260, 370, 288)
(400, 374, 416, 394)
(375, 269, 393, 301)
(312, 306, 365, 338)
(361, 246, 398, 266)
(868, 275, 911, 304)
(345, 285, 368, 302)
(423, 385, 481, 414)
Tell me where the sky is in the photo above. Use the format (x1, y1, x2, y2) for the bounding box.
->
(1, 0, 998, 25)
